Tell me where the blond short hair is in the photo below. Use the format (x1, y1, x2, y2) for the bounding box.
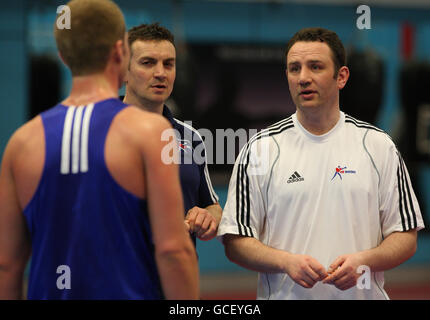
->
(54, 0, 126, 76)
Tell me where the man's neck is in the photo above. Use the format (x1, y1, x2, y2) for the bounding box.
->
(296, 105, 341, 136)
(123, 91, 164, 115)
(62, 72, 119, 107)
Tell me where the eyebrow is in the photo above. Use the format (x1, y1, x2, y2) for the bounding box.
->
(288, 59, 323, 65)
(139, 56, 176, 62)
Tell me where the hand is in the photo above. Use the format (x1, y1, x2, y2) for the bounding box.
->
(323, 253, 365, 291)
(285, 254, 328, 289)
(184, 220, 191, 233)
(185, 206, 218, 241)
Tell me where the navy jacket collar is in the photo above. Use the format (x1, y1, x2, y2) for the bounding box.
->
(120, 96, 175, 127)
(162, 105, 176, 127)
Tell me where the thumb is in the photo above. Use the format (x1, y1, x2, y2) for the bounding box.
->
(328, 256, 346, 274)
(184, 220, 191, 233)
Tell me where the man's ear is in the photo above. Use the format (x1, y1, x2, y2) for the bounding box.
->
(337, 66, 350, 90)
(124, 68, 129, 83)
(57, 51, 67, 66)
(112, 39, 124, 64)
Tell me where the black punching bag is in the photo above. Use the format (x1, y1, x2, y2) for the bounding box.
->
(399, 60, 430, 231)
(340, 49, 385, 125)
(399, 61, 430, 162)
(29, 54, 61, 119)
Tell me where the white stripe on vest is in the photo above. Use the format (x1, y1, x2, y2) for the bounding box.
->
(61, 103, 95, 174)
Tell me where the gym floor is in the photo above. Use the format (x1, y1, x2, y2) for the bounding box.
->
(200, 265, 430, 300)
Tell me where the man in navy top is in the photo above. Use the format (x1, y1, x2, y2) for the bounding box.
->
(0, 0, 198, 299)
(123, 23, 222, 243)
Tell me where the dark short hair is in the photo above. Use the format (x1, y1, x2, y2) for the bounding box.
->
(128, 23, 175, 53)
(285, 27, 346, 77)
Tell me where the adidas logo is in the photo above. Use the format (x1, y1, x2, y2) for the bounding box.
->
(287, 171, 304, 183)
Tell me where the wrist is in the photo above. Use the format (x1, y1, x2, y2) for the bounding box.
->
(355, 250, 370, 270)
(281, 251, 294, 274)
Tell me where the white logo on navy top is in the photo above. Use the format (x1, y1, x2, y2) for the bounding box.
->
(178, 139, 192, 153)
(61, 104, 95, 174)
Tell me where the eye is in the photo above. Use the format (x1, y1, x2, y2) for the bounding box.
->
(289, 65, 300, 73)
(311, 64, 322, 71)
(140, 60, 154, 66)
(164, 60, 175, 68)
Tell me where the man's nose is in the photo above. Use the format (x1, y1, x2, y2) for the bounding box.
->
(298, 67, 311, 85)
(154, 63, 166, 78)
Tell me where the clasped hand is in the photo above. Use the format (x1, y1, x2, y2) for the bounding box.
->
(184, 206, 218, 241)
(287, 253, 365, 291)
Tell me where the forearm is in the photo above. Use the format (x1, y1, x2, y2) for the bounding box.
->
(223, 234, 290, 274)
(156, 245, 199, 299)
(0, 268, 24, 299)
(358, 230, 417, 272)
